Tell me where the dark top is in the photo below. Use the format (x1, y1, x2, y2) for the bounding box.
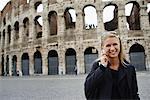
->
(110, 68, 120, 99)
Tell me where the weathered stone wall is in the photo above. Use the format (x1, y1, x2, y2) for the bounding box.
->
(0, 0, 150, 76)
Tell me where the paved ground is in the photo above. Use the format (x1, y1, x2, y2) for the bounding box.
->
(0, 71, 150, 100)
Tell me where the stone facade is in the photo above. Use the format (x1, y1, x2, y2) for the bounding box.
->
(0, 0, 150, 76)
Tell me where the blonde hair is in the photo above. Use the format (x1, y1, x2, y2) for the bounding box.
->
(101, 31, 126, 65)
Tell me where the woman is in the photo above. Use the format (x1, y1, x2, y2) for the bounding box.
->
(84, 31, 140, 100)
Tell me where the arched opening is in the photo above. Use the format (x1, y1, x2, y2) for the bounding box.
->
(147, 3, 150, 24)
(83, 5, 97, 29)
(7, 25, 11, 44)
(64, 7, 76, 29)
(103, 4, 118, 31)
(12, 55, 17, 76)
(23, 17, 29, 41)
(21, 53, 29, 75)
(2, 30, 5, 48)
(129, 43, 146, 70)
(3, 17, 6, 26)
(27, 0, 30, 3)
(34, 50, 42, 74)
(48, 11, 58, 35)
(48, 50, 59, 75)
(65, 48, 76, 74)
(84, 47, 98, 73)
(14, 21, 19, 41)
(34, 1, 43, 13)
(1, 55, 4, 76)
(125, 1, 141, 30)
(34, 16, 43, 38)
(6, 55, 9, 75)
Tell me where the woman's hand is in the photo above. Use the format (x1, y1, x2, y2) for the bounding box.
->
(101, 50, 109, 67)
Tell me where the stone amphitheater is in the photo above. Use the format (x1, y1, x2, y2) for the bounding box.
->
(0, 0, 150, 76)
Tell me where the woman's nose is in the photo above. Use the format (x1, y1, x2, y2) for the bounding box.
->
(110, 45, 115, 51)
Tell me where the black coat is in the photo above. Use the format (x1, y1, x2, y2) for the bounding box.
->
(84, 60, 140, 100)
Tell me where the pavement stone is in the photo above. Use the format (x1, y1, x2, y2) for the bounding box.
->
(0, 71, 150, 100)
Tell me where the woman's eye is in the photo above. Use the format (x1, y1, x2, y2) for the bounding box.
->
(113, 43, 118, 46)
(106, 44, 111, 47)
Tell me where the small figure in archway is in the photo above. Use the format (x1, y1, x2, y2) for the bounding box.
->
(74, 65, 77, 75)
(84, 31, 140, 100)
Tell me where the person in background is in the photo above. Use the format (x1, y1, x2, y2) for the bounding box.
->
(84, 31, 140, 100)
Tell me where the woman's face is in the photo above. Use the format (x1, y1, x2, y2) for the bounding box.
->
(102, 37, 120, 59)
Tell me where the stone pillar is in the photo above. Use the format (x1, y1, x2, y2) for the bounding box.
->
(42, 2, 49, 45)
(118, 6, 128, 34)
(58, 48, 66, 75)
(0, 56, 2, 75)
(77, 49, 85, 74)
(140, 5, 150, 31)
(9, 55, 12, 76)
(57, 12, 65, 35)
(1, 31, 4, 49)
(4, 55, 7, 76)
(17, 54, 22, 76)
(29, 52, 34, 75)
(57, 11, 66, 75)
(5, 31, 8, 48)
(19, 23, 24, 44)
(10, 28, 15, 46)
(29, 16, 35, 41)
(76, 11, 84, 33)
(42, 48, 48, 75)
(0, 32, 2, 49)
(97, 9, 105, 34)
(29, 1, 36, 42)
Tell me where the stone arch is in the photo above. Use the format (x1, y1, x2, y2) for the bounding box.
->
(21, 53, 29, 75)
(64, 7, 76, 29)
(103, 3, 118, 31)
(34, 16, 43, 38)
(6, 55, 9, 75)
(48, 50, 59, 75)
(129, 43, 146, 70)
(14, 21, 19, 41)
(65, 48, 77, 74)
(23, 17, 29, 40)
(48, 11, 58, 35)
(84, 47, 98, 73)
(125, 1, 141, 30)
(7, 25, 11, 44)
(34, 50, 42, 74)
(83, 5, 97, 29)
(12, 55, 17, 76)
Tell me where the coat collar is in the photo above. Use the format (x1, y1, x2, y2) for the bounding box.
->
(118, 66, 127, 82)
